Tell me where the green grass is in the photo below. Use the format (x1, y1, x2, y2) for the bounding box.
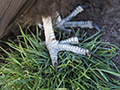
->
(0, 25, 120, 90)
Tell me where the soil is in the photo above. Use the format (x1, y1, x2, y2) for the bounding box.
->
(74, 0, 120, 67)
(0, 0, 120, 67)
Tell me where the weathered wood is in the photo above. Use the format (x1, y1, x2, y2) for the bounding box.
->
(0, 0, 76, 39)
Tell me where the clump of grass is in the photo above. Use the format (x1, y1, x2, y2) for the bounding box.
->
(0, 25, 120, 90)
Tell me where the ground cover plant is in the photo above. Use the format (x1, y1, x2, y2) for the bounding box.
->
(0, 25, 120, 90)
